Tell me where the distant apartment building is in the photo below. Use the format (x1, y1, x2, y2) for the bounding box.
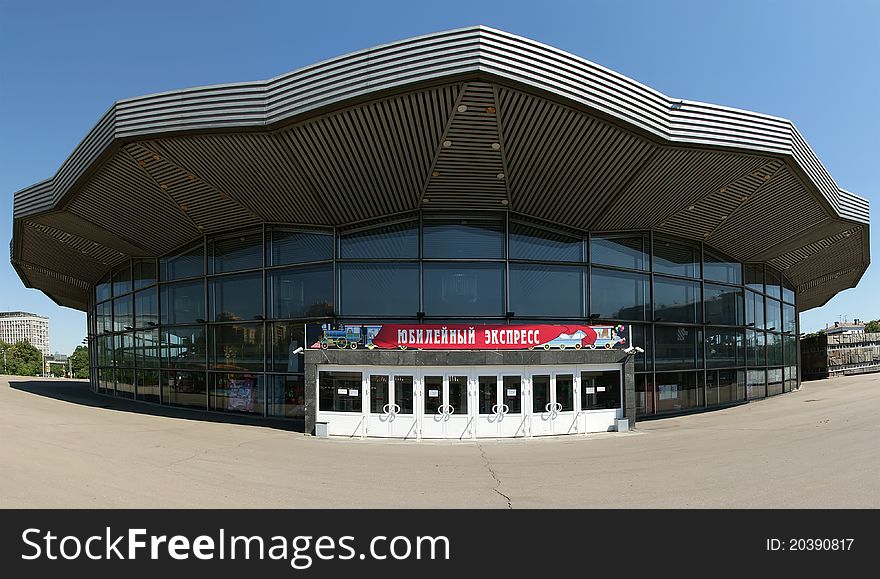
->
(0, 311, 50, 357)
(801, 321, 880, 379)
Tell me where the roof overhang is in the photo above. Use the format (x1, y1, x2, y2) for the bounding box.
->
(10, 26, 869, 311)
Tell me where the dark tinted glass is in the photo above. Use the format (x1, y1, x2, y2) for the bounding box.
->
(703, 251, 741, 284)
(161, 279, 205, 325)
(370, 375, 389, 414)
(267, 264, 333, 319)
(766, 332, 783, 366)
(704, 283, 743, 326)
(209, 272, 263, 322)
(210, 372, 264, 414)
(269, 375, 305, 418)
(423, 218, 504, 259)
(654, 277, 701, 324)
(782, 277, 796, 304)
(654, 239, 700, 278)
(136, 369, 160, 403)
(590, 234, 648, 270)
(161, 370, 207, 409)
(339, 221, 418, 259)
(112, 263, 132, 296)
(706, 369, 745, 406)
(630, 324, 653, 371)
(744, 264, 764, 293)
(784, 335, 798, 366)
(98, 335, 114, 366)
(655, 371, 704, 412)
(509, 222, 582, 262)
(115, 367, 135, 398)
(269, 229, 333, 266)
(581, 370, 621, 410)
(209, 323, 264, 372)
(133, 259, 157, 290)
(114, 333, 135, 367)
(338, 263, 419, 316)
(765, 298, 782, 332)
(745, 290, 764, 329)
(113, 295, 134, 331)
(765, 268, 782, 299)
(269, 322, 305, 373)
(705, 327, 744, 368)
(591, 268, 649, 321)
(208, 231, 262, 274)
(655, 325, 702, 370)
(532, 375, 550, 413)
(136, 329, 160, 369)
(161, 242, 204, 281)
(98, 302, 112, 334)
(747, 330, 766, 366)
(394, 376, 414, 415)
(96, 274, 111, 302)
(636, 373, 654, 416)
(503, 376, 521, 414)
(161, 326, 206, 370)
(134, 287, 158, 329)
(319, 371, 362, 412)
(509, 264, 584, 317)
(423, 262, 504, 317)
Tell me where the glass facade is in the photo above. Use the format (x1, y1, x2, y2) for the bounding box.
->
(88, 215, 799, 420)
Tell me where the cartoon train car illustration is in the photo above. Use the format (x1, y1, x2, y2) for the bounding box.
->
(587, 325, 627, 349)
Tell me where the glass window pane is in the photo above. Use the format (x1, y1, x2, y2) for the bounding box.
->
(370, 375, 390, 414)
(133, 259, 157, 290)
(210, 372, 264, 414)
(590, 267, 649, 321)
(782, 303, 797, 335)
(590, 234, 649, 271)
(653, 238, 700, 278)
(767, 368, 783, 396)
(745, 290, 764, 329)
(161, 242, 204, 281)
(114, 333, 135, 367)
(630, 324, 653, 371)
(269, 322, 304, 373)
(160, 279, 205, 325)
(706, 369, 745, 406)
(765, 298, 782, 332)
(503, 376, 521, 414)
(782, 277, 796, 304)
(136, 369, 160, 403)
(161, 326, 206, 370)
(744, 264, 764, 293)
(161, 370, 206, 409)
(113, 295, 134, 331)
(269, 229, 333, 266)
(134, 287, 158, 329)
(339, 221, 418, 259)
(208, 231, 262, 274)
(766, 332, 783, 366)
(581, 370, 621, 410)
(653, 277, 701, 324)
(655, 371, 704, 412)
(112, 263, 132, 296)
(98, 302, 113, 334)
(394, 376, 414, 415)
(747, 330, 766, 366)
(115, 367, 135, 398)
(705, 327, 744, 368)
(98, 367, 114, 395)
(338, 263, 419, 316)
(96, 273, 111, 302)
(655, 325, 702, 370)
(704, 283, 743, 326)
(532, 375, 550, 413)
(478, 376, 496, 415)
(747, 369, 766, 400)
(136, 329, 160, 369)
(268, 264, 333, 319)
(509, 222, 582, 262)
(423, 218, 504, 259)
(765, 268, 782, 299)
(98, 335, 114, 367)
(636, 373, 654, 416)
(209, 323, 264, 372)
(269, 375, 305, 418)
(319, 371, 362, 412)
(784, 334, 798, 366)
(209, 272, 263, 322)
(424, 262, 504, 317)
(450, 375, 469, 414)
(703, 250, 742, 284)
(509, 264, 584, 317)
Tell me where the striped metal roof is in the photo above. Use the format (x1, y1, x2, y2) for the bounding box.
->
(9, 26, 869, 312)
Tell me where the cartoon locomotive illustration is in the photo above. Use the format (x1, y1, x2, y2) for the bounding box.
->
(313, 324, 383, 349)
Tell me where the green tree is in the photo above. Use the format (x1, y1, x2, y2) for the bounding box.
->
(865, 320, 880, 333)
(48, 364, 66, 378)
(3, 340, 43, 376)
(69, 345, 90, 379)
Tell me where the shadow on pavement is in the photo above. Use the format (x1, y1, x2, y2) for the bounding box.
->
(6, 377, 305, 433)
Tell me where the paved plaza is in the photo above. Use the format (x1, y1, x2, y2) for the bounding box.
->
(2, 374, 878, 508)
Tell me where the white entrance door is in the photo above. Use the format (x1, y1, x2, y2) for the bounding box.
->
(419, 374, 446, 439)
(390, 374, 418, 439)
(365, 373, 418, 439)
(474, 373, 526, 438)
(527, 370, 578, 435)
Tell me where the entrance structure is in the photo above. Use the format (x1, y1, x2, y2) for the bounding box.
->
(9, 27, 869, 438)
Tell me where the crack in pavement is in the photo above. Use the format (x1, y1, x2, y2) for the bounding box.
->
(477, 443, 512, 509)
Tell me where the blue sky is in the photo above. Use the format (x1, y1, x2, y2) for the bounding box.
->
(1, 0, 877, 354)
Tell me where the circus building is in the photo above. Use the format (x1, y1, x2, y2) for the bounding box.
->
(10, 27, 869, 439)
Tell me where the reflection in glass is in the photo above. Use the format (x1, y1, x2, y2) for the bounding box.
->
(765, 268, 782, 299)
(509, 222, 582, 262)
(655, 371, 704, 412)
(744, 264, 763, 293)
(114, 333, 135, 367)
(208, 231, 262, 274)
(161, 370, 207, 409)
(209, 323, 263, 372)
(394, 376, 414, 415)
(581, 370, 621, 410)
(210, 372, 264, 414)
(591, 268, 649, 320)
(338, 263, 418, 316)
(161, 326, 206, 370)
(705, 327, 744, 368)
(704, 284, 743, 326)
(423, 218, 504, 259)
(113, 295, 134, 331)
(590, 234, 648, 270)
(161, 242, 204, 281)
(767, 368, 783, 396)
(134, 286, 158, 329)
(133, 259, 157, 290)
(509, 264, 584, 317)
(269, 323, 304, 373)
(269, 375, 305, 418)
(653, 239, 700, 278)
(268, 264, 333, 319)
(96, 274, 111, 302)
(424, 262, 504, 317)
(318, 371, 362, 412)
(782, 278, 796, 304)
(268, 229, 333, 266)
(765, 298, 782, 332)
(112, 264, 132, 297)
(766, 332, 783, 366)
(654, 277, 701, 324)
(115, 367, 135, 399)
(655, 325, 702, 370)
(783, 303, 797, 335)
(136, 329, 160, 369)
(745, 290, 764, 329)
(209, 272, 263, 322)
(339, 220, 419, 259)
(704, 251, 742, 285)
(160, 279, 205, 325)
(136, 369, 160, 403)
(706, 369, 744, 406)
(747, 369, 766, 400)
